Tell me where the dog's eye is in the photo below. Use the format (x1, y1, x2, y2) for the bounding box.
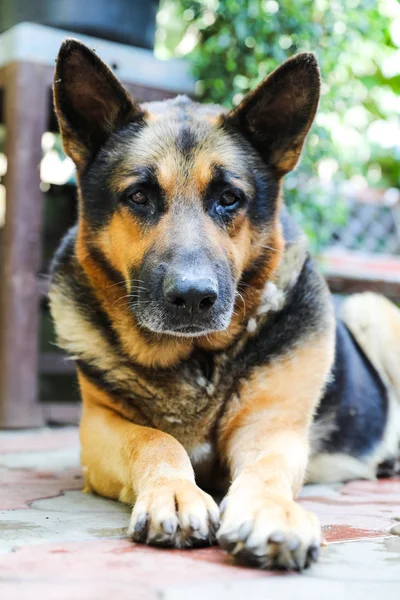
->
(220, 192, 239, 208)
(128, 190, 148, 205)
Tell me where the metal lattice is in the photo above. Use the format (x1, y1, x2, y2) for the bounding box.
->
(326, 199, 400, 255)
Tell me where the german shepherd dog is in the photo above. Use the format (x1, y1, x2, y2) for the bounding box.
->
(50, 40, 400, 571)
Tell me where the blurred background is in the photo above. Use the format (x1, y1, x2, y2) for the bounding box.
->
(0, 0, 399, 426)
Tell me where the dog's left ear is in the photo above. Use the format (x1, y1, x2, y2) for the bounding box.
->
(225, 53, 320, 177)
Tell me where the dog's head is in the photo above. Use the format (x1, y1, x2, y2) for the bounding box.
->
(54, 41, 319, 341)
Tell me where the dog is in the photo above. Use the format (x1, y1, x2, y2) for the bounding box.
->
(49, 39, 400, 571)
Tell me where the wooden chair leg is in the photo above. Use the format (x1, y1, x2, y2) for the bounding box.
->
(0, 62, 49, 427)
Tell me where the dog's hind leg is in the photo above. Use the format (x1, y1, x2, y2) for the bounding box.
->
(340, 292, 400, 470)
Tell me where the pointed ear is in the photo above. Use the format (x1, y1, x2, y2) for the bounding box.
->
(225, 53, 320, 177)
(53, 39, 143, 170)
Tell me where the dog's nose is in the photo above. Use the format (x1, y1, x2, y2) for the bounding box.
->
(164, 273, 218, 315)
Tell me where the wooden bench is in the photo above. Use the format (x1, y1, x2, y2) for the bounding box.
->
(319, 250, 400, 302)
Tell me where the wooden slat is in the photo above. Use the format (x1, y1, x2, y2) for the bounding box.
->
(38, 276, 51, 299)
(326, 275, 400, 302)
(0, 62, 49, 427)
(319, 251, 400, 302)
(42, 402, 80, 425)
(0, 23, 193, 94)
(39, 352, 75, 375)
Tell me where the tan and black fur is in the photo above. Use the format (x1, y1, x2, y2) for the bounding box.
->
(50, 40, 400, 571)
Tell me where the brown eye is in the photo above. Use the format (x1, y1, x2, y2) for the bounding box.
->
(128, 190, 148, 205)
(220, 191, 239, 207)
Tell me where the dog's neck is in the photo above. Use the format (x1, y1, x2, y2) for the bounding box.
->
(245, 232, 308, 335)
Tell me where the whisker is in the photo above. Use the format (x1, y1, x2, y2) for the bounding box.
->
(238, 281, 255, 290)
(235, 290, 247, 313)
(252, 244, 279, 252)
(112, 294, 136, 306)
(106, 279, 128, 289)
(107, 278, 146, 291)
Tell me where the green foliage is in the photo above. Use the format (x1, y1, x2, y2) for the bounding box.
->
(156, 0, 400, 253)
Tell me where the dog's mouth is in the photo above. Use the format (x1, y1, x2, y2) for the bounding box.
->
(136, 314, 233, 338)
(132, 301, 235, 339)
(162, 324, 220, 338)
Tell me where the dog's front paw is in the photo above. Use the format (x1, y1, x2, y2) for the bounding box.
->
(217, 490, 321, 571)
(128, 478, 220, 548)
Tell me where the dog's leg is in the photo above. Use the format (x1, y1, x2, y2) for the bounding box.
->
(340, 292, 400, 392)
(217, 336, 334, 570)
(79, 373, 220, 547)
(340, 292, 400, 468)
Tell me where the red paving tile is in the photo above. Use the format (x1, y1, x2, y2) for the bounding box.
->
(0, 468, 83, 510)
(300, 477, 400, 541)
(1, 539, 268, 584)
(322, 524, 389, 543)
(0, 539, 272, 600)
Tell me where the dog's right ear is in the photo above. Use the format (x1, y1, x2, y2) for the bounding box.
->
(54, 39, 143, 171)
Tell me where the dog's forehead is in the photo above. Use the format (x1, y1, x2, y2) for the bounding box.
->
(115, 96, 251, 197)
(142, 94, 222, 121)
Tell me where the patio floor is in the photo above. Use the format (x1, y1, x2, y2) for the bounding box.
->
(1, 427, 400, 599)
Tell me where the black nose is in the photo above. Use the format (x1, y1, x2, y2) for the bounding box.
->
(164, 273, 218, 315)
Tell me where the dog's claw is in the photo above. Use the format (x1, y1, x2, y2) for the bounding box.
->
(269, 531, 285, 544)
(189, 516, 200, 531)
(131, 512, 149, 541)
(309, 544, 320, 562)
(219, 497, 227, 516)
(238, 521, 253, 542)
(209, 510, 220, 532)
(162, 518, 176, 535)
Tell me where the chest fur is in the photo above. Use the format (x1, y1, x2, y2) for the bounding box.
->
(113, 349, 233, 448)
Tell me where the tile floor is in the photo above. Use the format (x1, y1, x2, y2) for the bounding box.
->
(1, 427, 400, 599)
